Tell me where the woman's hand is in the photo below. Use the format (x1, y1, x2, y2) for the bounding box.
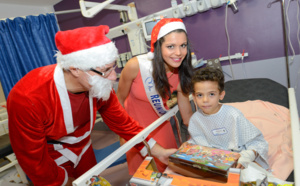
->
(150, 143, 177, 165)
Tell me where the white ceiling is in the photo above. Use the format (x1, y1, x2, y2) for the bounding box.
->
(0, 0, 62, 6)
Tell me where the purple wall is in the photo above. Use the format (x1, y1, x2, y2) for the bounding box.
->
(54, 0, 299, 65)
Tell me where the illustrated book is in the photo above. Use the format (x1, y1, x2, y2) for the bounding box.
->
(168, 143, 240, 181)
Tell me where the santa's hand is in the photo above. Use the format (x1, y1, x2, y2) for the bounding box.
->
(66, 177, 75, 186)
(151, 143, 177, 165)
(237, 150, 256, 168)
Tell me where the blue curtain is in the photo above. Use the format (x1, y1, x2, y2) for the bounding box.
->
(0, 13, 59, 99)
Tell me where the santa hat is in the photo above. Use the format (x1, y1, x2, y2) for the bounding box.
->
(147, 18, 186, 60)
(55, 25, 118, 70)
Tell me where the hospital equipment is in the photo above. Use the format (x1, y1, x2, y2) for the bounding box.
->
(116, 52, 132, 68)
(241, 50, 247, 78)
(73, 78, 298, 185)
(103, 0, 240, 56)
(225, 1, 234, 79)
(228, 0, 238, 13)
(171, 0, 186, 18)
(79, 0, 243, 75)
(141, 16, 164, 41)
(276, 0, 291, 88)
(181, 0, 198, 16)
(210, 0, 226, 8)
(79, 0, 137, 20)
(285, 0, 300, 91)
(193, 52, 249, 69)
(197, 0, 212, 12)
(266, 0, 300, 90)
(191, 52, 198, 67)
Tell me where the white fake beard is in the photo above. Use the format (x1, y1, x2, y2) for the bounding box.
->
(86, 73, 114, 101)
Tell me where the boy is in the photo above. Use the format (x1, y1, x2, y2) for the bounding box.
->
(186, 67, 269, 170)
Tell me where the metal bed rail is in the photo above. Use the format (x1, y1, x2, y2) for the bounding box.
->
(289, 88, 300, 184)
(73, 95, 193, 186)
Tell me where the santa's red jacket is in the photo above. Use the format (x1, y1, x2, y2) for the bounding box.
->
(7, 64, 149, 185)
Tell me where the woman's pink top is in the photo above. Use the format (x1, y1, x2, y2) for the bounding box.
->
(124, 69, 179, 175)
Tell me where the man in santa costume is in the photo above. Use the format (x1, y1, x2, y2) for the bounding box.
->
(7, 25, 177, 186)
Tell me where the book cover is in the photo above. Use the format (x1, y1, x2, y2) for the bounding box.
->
(169, 143, 240, 178)
(130, 157, 241, 186)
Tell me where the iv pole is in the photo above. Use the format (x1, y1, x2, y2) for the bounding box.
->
(280, 0, 291, 88)
(268, 0, 291, 88)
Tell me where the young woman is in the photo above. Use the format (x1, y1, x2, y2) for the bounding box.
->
(117, 18, 194, 175)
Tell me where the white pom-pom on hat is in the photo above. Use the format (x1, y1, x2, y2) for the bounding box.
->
(147, 51, 154, 60)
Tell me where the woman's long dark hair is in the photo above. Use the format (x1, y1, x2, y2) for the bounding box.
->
(152, 29, 194, 99)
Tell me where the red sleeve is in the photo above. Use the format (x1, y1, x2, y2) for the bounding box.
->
(97, 91, 151, 150)
(7, 91, 66, 186)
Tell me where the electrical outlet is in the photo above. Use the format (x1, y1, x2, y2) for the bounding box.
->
(171, 0, 185, 18)
(172, 7, 186, 18)
(183, 1, 198, 16)
(206, 58, 222, 70)
(184, 2, 198, 16)
(197, 0, 211, 12)
(121, 54, 127, 67)
(116, 57, 122, 68)
(190, 0, 199, 14)
(210, 0, 224, 8)
(183, 3, 192, 16)
(117, 52, 132, 68)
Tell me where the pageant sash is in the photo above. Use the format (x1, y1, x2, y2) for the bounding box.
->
(137, 55, 169, 117)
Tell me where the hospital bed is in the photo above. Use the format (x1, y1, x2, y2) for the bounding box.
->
(220, 78, 289, 108)
(220, 78, 294, 181)
(73, 78, 299, 185)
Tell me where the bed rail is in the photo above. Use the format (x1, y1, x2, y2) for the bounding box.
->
(289, 88, 300, 184)
(73, 95, 193, 186)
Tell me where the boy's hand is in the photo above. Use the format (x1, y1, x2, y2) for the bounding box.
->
(180, 141, 189, 149)
(236, 163, 245, 169)
(237, 150, 256, 168)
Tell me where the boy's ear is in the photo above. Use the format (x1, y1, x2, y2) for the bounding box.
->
(219, 90, 226, 100)
(192, 93, 198, 111)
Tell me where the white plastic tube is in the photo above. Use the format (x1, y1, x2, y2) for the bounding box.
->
(289, 88, 300, 184)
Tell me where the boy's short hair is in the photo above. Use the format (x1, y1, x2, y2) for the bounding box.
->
(192, 67, 224, 93)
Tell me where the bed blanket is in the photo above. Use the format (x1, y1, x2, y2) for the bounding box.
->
(225, 100, 293, 180)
